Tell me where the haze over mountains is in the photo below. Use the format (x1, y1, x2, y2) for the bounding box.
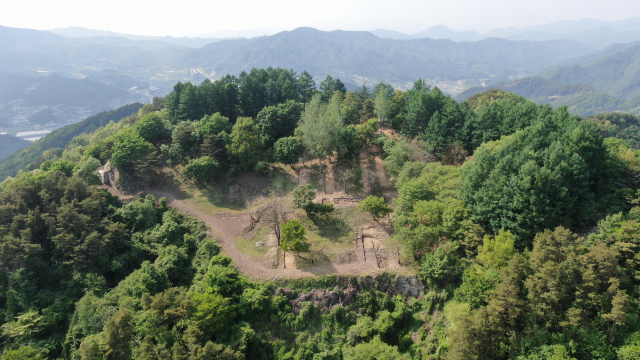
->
(373, 17, 640, 49)
(2, 16, 640, 145)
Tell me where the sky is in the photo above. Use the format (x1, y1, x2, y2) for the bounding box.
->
(2, 0, 640, 37)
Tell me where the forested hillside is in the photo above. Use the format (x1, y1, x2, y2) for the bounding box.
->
(3, 69, 640, 360)
(0, 102, 146, 180)
(457, 43, 640, 116)
(0, 135, 30, 161)
(180, 27, 593, 85)
(456, 78, 640, 116)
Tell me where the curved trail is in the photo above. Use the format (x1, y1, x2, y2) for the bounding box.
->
(134, 190, 380, 279)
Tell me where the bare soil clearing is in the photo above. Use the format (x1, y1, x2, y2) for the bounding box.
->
(101, 148, 409, 279)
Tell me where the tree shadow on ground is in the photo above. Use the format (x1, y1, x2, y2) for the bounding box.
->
(312, 215, 351, 242)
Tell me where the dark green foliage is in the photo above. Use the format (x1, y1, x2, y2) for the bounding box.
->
(303, 202, 335, 221)
(273, 137, 304, 165)
(588, 112, 640, 149)
(0, 167, 214, 357)
(319, 75, 347, 102)
(6, 69, 640, 360)
(461, 107, 619, 242)
(237, 68, 302, 118)
(256, 100, 302, 147)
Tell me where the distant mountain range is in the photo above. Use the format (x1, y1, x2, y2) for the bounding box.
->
(372, 17, 640, 50)
(177, 27, 593, 86)
(49, 27, 223, 48)
(3, 19, 640, 132)
(456, 43, 640, 116)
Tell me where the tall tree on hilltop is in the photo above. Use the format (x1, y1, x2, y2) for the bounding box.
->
(297, 71, 316, 103)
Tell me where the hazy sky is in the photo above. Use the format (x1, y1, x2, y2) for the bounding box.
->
(2, 0, 640, 36)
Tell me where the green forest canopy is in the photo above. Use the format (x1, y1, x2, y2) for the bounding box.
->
(3, 68, 640, 359)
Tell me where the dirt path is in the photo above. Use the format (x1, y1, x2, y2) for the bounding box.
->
(107, 187, 381, 279)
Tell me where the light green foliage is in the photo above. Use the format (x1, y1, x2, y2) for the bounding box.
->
(477, 229, 516, 269)
(357, 118, 379, 144)
(589, 112, 640, 149)
(420, 242, 462, 289)
(198, 112, 233, 137)
(453, 267, 494, 309)
(73, 156, 102, 185)
(7, 69, 640, 360)
(41, 159, 76, 176)
(299, 93, 344, 159)
(517, 345, 576, 360)
(1, 346, 44, 360)
(226, 117, 264, 171)
(381, 138, 430, 179)
(343, 336, 410, 360)
(133, 112, 168, 143)
(393, 162, 473, 259)
(110, 128, 154, 170)
(374, 85, 392, 127)
(280, 219, 310, 256)
(359, 195, 393, 221)
(292, 184, 316, 209)
(1, 310, 42, 342)
(184, 156, 221, 182)
(192, 292, 235, 338)
(618, 332, 640, 360)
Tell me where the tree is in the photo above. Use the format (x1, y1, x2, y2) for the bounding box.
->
(256, 100, 302, 147)
(110, 129, 154, 171)
(133, 112, 168, 143)
(184, 156, 221, 183)
(198, 113, 232, 137)
(360, 99, 375, 123)
(273, 136, 304, 166)
(211, 75, 240, 122)
(280, 219, 310, 267)
(177, 83, 202, 122)
(460, 107, 613, 241)
(359, 195, 393, 221)
(103, 309, 135, 360)
(292, 184, 316, 209)
(357, 118, 378, 146)
(297, 71, 316, 103)
(226, 117, 264, 171)
(343, 336, 410, 360)
(73, 156, 102, 185)
(298, 93, 344, 160)
(336, 125, 364, 164)
(265, 197, 288, 246)
(477, 228, 516, 270)
(320, 75, 347, 102)
(374, 86, 392, 129)
(191, 293, 235, 339)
